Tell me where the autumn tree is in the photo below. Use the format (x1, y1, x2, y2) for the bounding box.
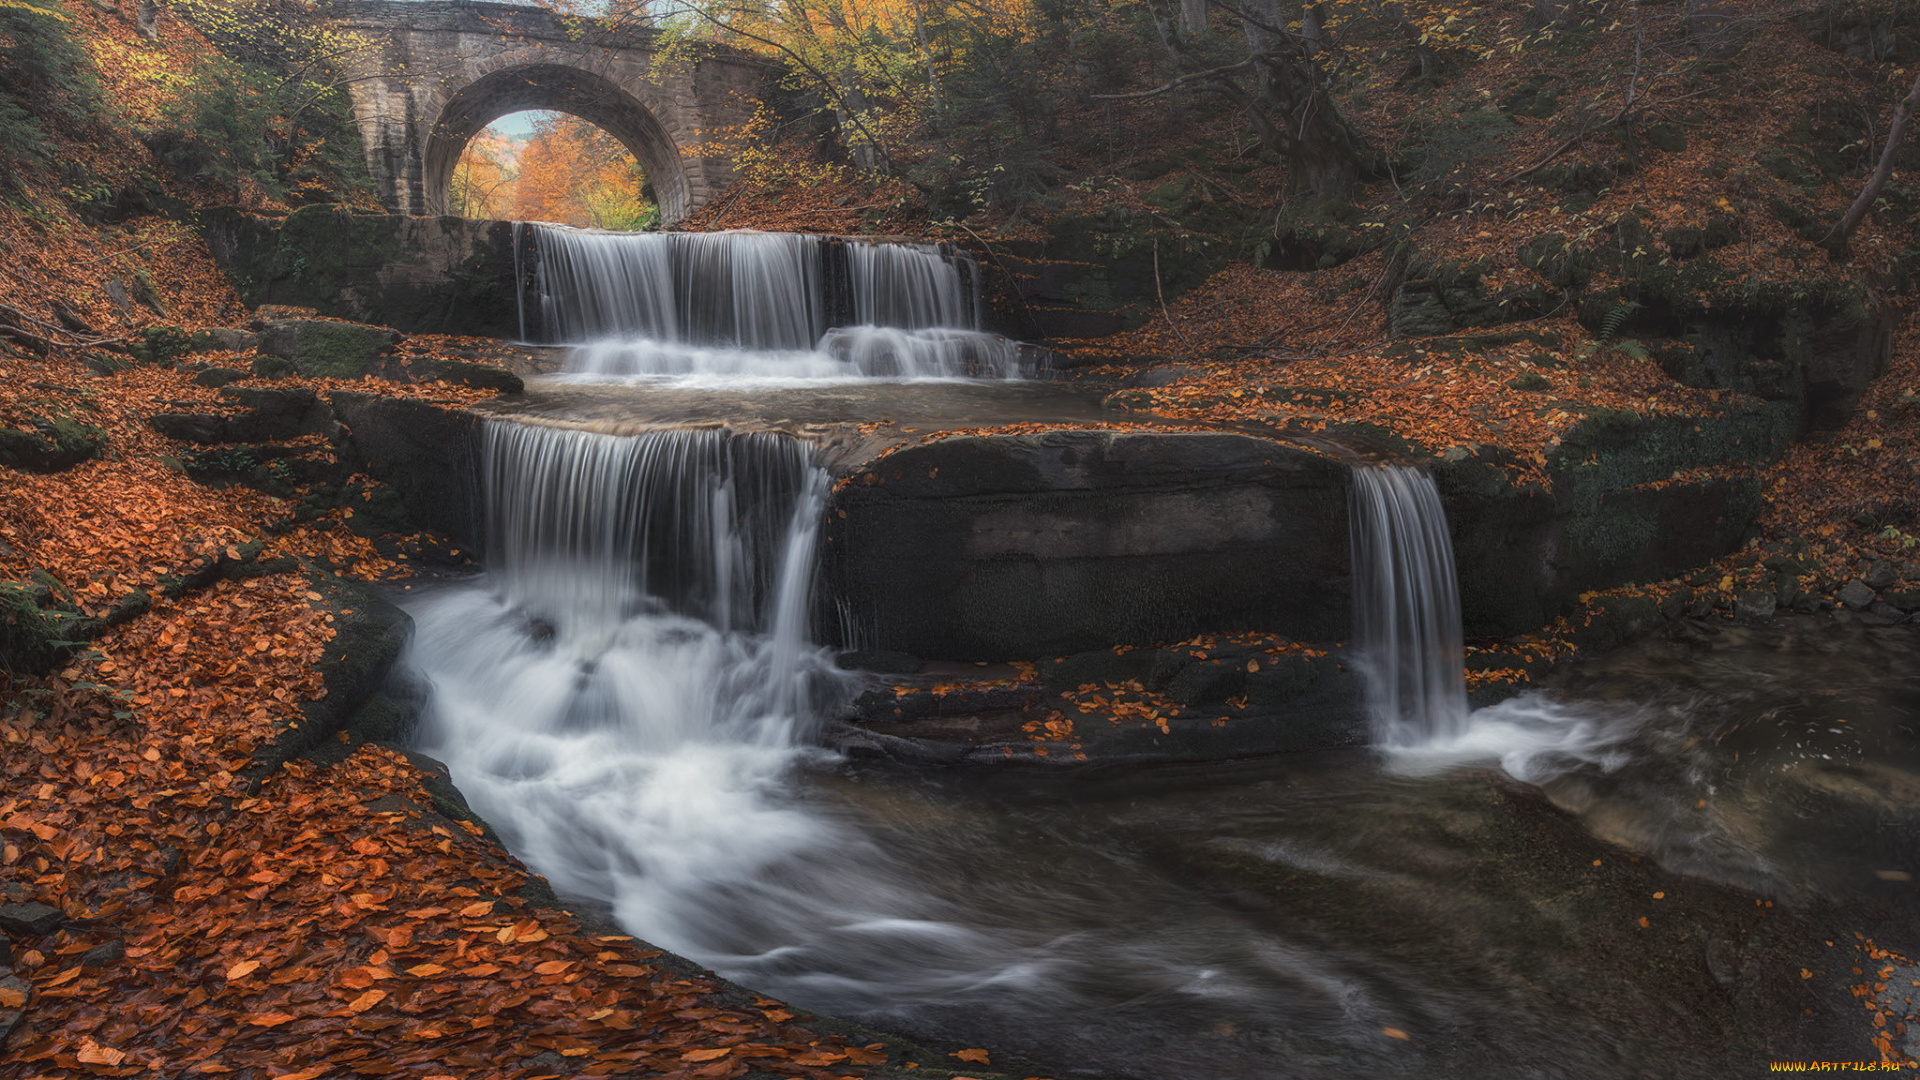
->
(0, 0, 103, 188)
(512, 114, 657, 230)
(448, 132, 517, 220)
(149, 0, 379, 206)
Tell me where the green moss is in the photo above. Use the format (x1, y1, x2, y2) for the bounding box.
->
(1643, 123, 1687, 154)
(0, 410, 105, 472)
(129, 326, 193, 367)
(0, 579, 90, 675)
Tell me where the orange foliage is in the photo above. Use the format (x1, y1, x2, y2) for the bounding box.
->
(511, 116, 654, 231)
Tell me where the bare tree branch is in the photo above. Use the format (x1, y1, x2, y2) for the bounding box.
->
(1826, 66, 1920, 258)
(1089, 59, 1254, 100)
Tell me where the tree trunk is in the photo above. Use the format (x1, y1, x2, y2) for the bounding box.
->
(1684, 0, 1734, 55)
(1180, 0, 1209, 38)
(1239, 0, 1357, 198)
(1828, 67, 1920, 259)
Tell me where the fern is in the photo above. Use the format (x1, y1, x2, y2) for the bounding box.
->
(1598, 300, 1639, 343)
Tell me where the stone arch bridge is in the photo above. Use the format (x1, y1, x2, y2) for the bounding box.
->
(327, 1, 772, 224)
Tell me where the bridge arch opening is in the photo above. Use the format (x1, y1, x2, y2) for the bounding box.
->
(450, 112, 658, 230)
(425, 63, 692, 223)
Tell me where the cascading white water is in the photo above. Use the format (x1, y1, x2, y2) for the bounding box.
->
(844, 241, 979, 329)
(816, 326, 1030, 379)
(410, 423, 850, 940)
(1349, 465, 1654, 781)
(1349, 464, 1470, 747)
(409, 421, 1067, 1009)
(521, 224, 1038, 382)
(531, 229, 826, 349)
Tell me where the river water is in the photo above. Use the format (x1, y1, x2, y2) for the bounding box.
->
(400, 226, 1918, 1077)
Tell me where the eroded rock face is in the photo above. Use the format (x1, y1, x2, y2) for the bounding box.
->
(1437, 399, 1794, 636)
(824, 430, 1351, 660)
(330, 392, 482, 550)
(203, 209, 525, 338)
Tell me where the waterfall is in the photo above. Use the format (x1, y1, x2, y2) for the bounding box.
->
(518, 224, 1035, 380)
(844, 241, 979, 330)
(479, 422, 823, 636)
(1349, 464, 1469, 746)
(528, 228, 825, 349)
(408, 421, 1055, 1004)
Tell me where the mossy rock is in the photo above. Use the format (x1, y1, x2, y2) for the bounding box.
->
(416, 359, 523, 394)
(250, 354, 297, 379)
(128, 326, 194, 367)
(258, 319, 401, 379)
(1564, 594, 1663, 654)
(0, 580, 93, 676)
(1643, 123, 1687, 154)
(0, 414, 106, 472)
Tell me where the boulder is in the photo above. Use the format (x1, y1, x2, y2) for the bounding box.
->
(189, 327, 260, 354)
(1880, 587, 1920, 612)
(219, 386, 327, 441)
(331, 392, 482, 548)
(1837, 580, 1878, 610)
(1565, 594, 1663, 654)
(824, 430, 1350, 660)
(410, 358, 523, 394)
(149, 412, 228, 444)
(0, 416, 105, 472)
(150, 387, 329, 445)
(0, 902, 62, 937)
(0, 974, 27, 1048)
(1733, 589, 1777, 622)
(257, 318, 401, 379)
(189, 367, 249, 388)
(1435, 402, 1793, 637)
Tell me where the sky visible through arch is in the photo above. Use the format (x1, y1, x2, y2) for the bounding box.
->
(486, 109, 553, 139)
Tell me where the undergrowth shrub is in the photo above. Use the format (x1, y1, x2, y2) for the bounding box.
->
(0, 0, 103, 190)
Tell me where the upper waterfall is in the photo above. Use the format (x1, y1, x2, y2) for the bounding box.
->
(514, 225, 1032, 380)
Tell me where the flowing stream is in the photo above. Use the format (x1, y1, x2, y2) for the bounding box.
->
(402, 228, 1919, 1078)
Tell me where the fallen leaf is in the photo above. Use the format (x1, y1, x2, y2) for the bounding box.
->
(226, 959, 260, 980)
(680, 1047, 733, 1062)
(348, 988, 387, 1013)
(245, 1012, 297, 1028)
(953, 1048, 992, 1064)
(76, 1042, 126, 1066)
